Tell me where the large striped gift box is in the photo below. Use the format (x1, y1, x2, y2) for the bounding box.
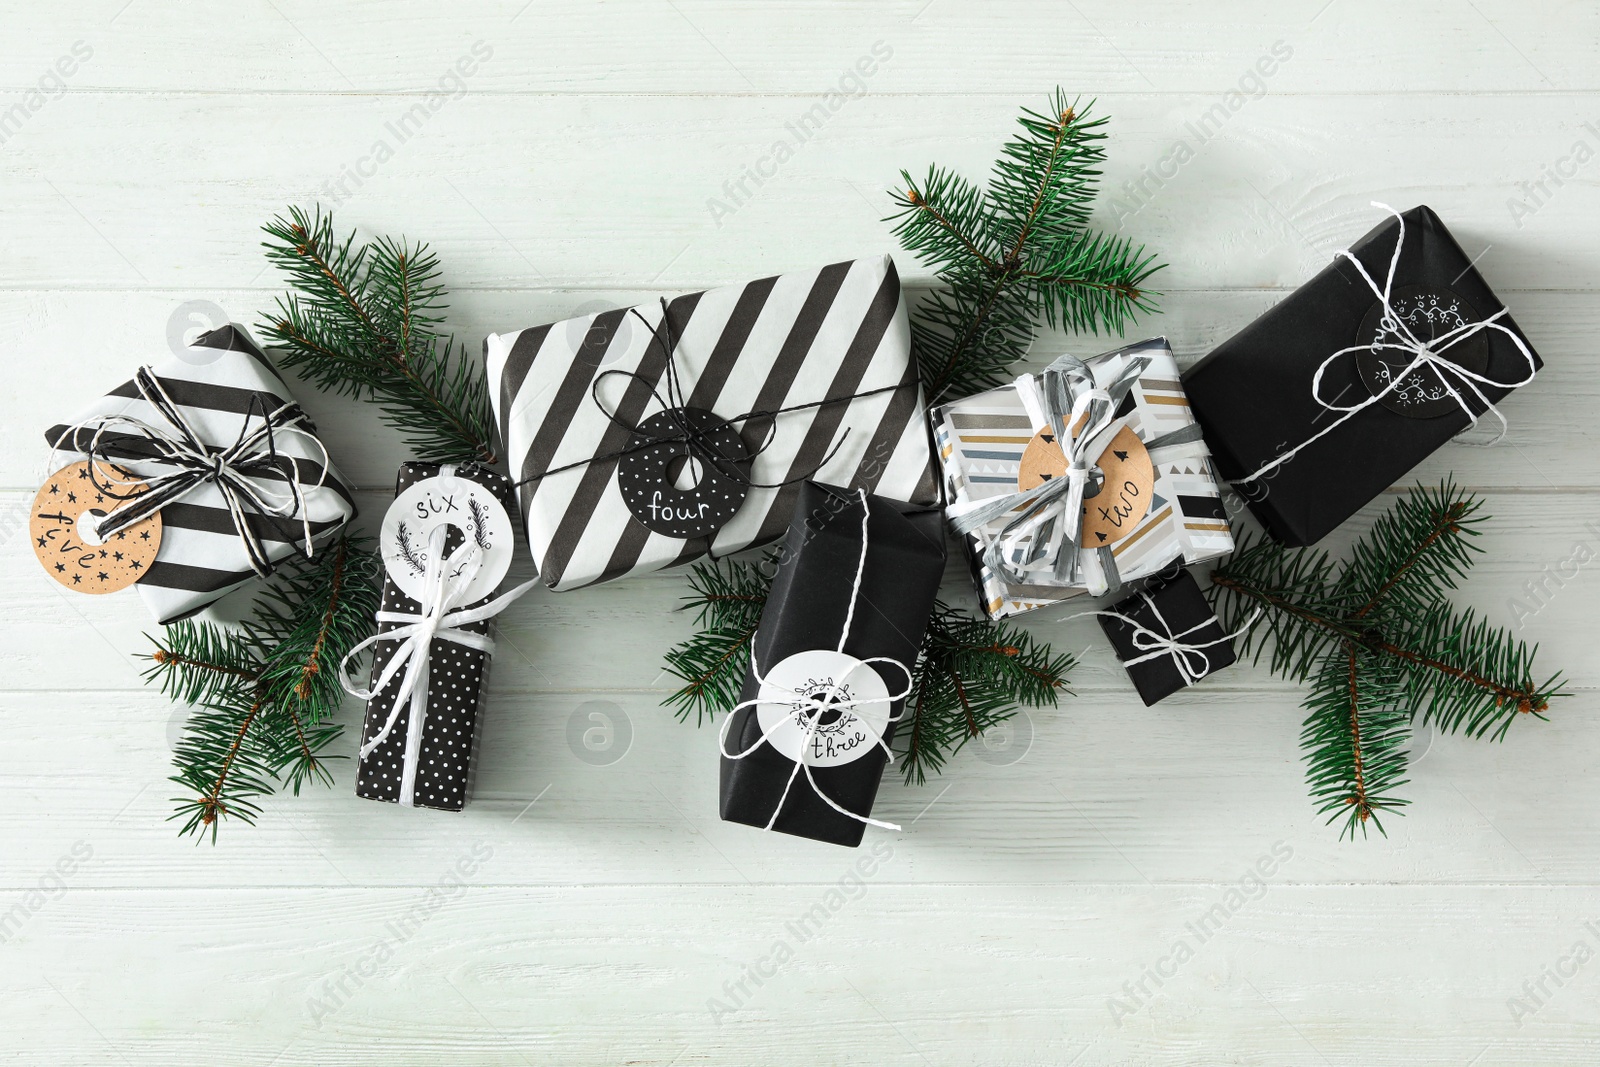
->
(485, 255, 939, 591)
(45, 326, 358, 624)
(932, 337, 1234, 619)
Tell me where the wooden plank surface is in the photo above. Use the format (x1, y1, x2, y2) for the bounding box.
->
(3, 2, 1599, 1064)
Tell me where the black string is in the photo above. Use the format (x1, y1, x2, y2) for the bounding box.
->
(512, 298, 916, 491)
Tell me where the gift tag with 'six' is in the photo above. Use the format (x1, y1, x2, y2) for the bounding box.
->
(31, 461, 163, 594)
(1017, 424, 1155, 546)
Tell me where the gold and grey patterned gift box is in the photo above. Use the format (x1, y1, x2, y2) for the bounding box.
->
(931, 337, 1234, 619)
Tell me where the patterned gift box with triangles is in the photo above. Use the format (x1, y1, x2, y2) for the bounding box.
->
(932, 338, 1234, 619)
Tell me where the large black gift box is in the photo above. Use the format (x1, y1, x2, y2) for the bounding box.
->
(1098, 566, 1236, 706)
(719, 482, 946, 847)
(1183, 205, 1541, 546)
(355, 462, 516, 811)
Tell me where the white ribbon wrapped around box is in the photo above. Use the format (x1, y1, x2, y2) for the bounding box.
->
(931, 338, 1234, 620)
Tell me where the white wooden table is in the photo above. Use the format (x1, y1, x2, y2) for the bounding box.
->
(3, 2, 1597, 1063)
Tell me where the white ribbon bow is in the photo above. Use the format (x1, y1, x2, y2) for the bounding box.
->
(1240, 202, 1539, 485)
(341, 524, 537, 807)
(719, 488, 915, 832)
(1070, 595, 1260, 689)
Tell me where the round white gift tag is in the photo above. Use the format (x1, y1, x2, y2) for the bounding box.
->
(380, 472, 514, 604)
(755, 649, 894, 768)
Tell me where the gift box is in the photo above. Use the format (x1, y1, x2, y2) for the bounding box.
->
(719, 482, 945, 847)
(352, 462, 529, 812)
(1183, 204, 1543, 546)
(1097, 566, 1237, 706)
(931, 337, 1233, 619)
(43, 325, 357, 624)
(484, 255, 939, 591)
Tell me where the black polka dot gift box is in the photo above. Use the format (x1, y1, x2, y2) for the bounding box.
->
(483, 255, 939, 592)
(350, 462, 534, 812)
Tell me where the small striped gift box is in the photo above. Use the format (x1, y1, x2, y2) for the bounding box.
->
(45, 325, 358, 624)
(931, 337, 1234, 619)
(485, 255, 939, 591)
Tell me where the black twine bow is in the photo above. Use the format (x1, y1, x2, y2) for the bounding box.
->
(56, 366, 329, 577)
(514, 299, 916, 497)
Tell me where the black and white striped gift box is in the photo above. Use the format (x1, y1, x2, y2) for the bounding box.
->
(486, 255, 939, 591)
(45, 325, 358, 624)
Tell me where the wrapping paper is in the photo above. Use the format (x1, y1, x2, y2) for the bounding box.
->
(719, 482, 945, 848)
(932, 338, 1233, 619)
(485, 255, 938, 591)
(44, 325, 357, 624)
(1183, 205, 1543, 546)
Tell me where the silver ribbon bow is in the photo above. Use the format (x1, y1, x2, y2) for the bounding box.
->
(946, 351, 1155, 591)
(1239, 202, 1539, 485)
(341, 525, 538, 807)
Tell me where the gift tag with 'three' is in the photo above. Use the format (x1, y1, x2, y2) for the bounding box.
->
(1017, 423, 1155, 547)
(32, 461, 163, 594)
(755, 649, 893, 768)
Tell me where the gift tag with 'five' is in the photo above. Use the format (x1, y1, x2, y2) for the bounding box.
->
(32, 461, 162, 594)
(381, 472, 514, 604)
(1017, 423, 1155, 547)
(755, 649, 893, 768)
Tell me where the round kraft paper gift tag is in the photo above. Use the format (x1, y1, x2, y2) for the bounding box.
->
(618, 407, 751, 539)
(1017, 423, 1155, 547)
(1355, 283, 1492, 419)
(31, 461, 162, 594)
(381, 473, 514, 604)
(755, 649, 893, 768)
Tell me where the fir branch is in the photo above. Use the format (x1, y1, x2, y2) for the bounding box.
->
(888, 91, 1164, 402)
(260, 206, 498, 465)
(1209, 482, 1567, 837)
(154, 535, 383, 842)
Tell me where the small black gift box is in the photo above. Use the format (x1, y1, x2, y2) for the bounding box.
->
(1183, 205, 1542, 546)
(354, 462, 520, 812)
(719, 482, 946, 847)
(1097, 567, 1236, 706)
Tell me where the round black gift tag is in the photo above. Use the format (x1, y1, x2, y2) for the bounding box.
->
(1354, 283, 1492, 419)
(618, 407, 752, 539)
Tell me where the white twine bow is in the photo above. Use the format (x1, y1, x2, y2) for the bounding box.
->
(341, 523, 538, 807)
(718, 488, 914, 832)
(1069, 595, 1260, 689)
(947, 352, 1151, 587)
(50, 366, 331, 575)
(1239, 202, 1539, 485)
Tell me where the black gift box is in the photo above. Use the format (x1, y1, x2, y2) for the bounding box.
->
(719, 482, 946, 847)
(1183, 205, 1542, 546)
(1098, 567, 1235, 706)
(355, 462, 515, 812)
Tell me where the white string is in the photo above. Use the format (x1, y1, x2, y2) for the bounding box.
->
(1066, 597, 1260, 689)
(718, 488, 914, 833)
(341, 523, 538, 807)
(1238, 202, 1538, 485)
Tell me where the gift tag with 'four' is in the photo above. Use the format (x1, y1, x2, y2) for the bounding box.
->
(32, 461, 163, 594)
(617, 407, 752, 539)
(755, 649, 893, 768)
(381, 470, 514, 604)
(1016, 423, 1155, 547)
